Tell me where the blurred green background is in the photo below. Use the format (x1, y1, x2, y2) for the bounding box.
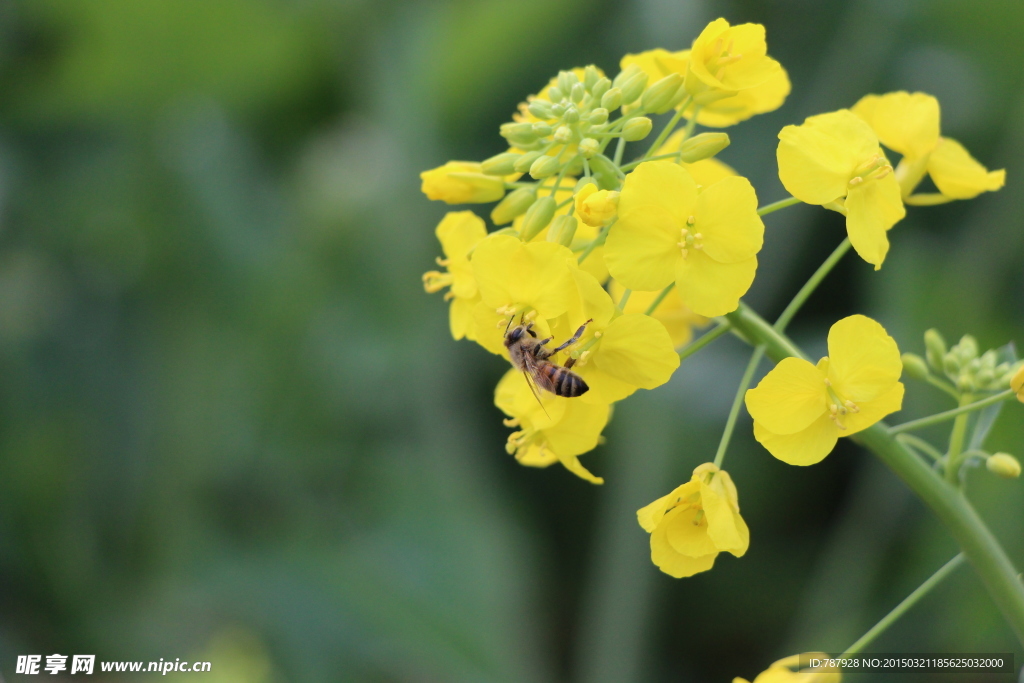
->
(0, 0, 1022, 681)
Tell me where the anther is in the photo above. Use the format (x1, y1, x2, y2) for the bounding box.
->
(503, 417, 520, 427)
(823, 378, 832, 386)
(849, 176, 864, 186)
(687, 215, 696, 225)
(844, 400, 859, 413)
(693, 233, 703, 240)
(680, 248, 689, 258)
(435, 257, 450, 267)
(593, 331, 602, 338)
(694, 244, 703, 250)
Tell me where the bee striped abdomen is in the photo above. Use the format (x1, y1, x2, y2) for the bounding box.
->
(538, 362, 589, 397)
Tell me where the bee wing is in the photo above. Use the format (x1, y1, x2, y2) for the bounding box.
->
(520, 355, 551, 418)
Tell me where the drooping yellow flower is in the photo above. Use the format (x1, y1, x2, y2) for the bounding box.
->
(574, 183, 620, 227)
(469, 234, 576, 355)
(658, 130, 738, 185)
(777, 110, 906, 269)
(545, 268, 680, 405)
(604, 160, 764, 317)
(420, 161, 506, 204)
(495, 369, 609, 484)
(745, 315, 904, 466)
(622, 48, 789, 127)
(610, 280, 707, 348)
(637, 463, 749, 578)
(852, 91, 1005, 204)
(685, 19, 783, 102)
(734, 654, 841, 683)
(1012, 364, 1024, 403)
(422, 212, 488, 340)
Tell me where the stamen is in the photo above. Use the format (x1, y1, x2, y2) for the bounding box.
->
(849, 176, 864, 186)
(844, 400, 860, 413)
(503, 417, 520, 427)
(435, 257, 450, 267)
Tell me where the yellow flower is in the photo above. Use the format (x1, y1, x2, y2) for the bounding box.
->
(1012, 364, 1024, 402)
(622, 48, 789, 127)
(777, 110, 906, 269)
(469, 233, 576, 355)
(420, 161, 506, 204)
(658, 130, 738, 185)
(495, 369, 609, 484)
(745, 315, 905, 466)
(610, 279, 707, 348)
(422, 212, 488, 340)
(574, 184, 620, 227)
(604, 160, 764, 317)
(637, 463, 749, 578)
(546, 268, 680, 405)
(734, 654, 841, 683)
(852, 91, 1005, 204)
(685, 19, 783, 101)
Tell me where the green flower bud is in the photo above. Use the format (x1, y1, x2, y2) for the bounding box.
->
(601, 88, 623, 111)
(943, 352, 960, 377)
(620, 72, 649, 106)
(528, 101, 553, 119)
(641, 73, 685, 114)
(591, 77, 611, 100)
(621, 117, 653, 141)
(529, 154, 561, 179)
(501, 122, 538, 146)
(956, 335, 979, 364)
(551, 103, 566, 117)
(613, 64, 643, 89)
(553, 125, 573, 144)
(571, 82, 586, 104)
(547, 215, 578, 247)
(583, 65, 601, 91)
(578, 138, 600, 158)
(588, 107, 609, 125)
(901, 353, 930, 381)
(976, 368, 995, 387)
(677, 132, 731, 163)
(558, 70, 578, 95)
(519, 195, 557, 241)
(587, 154, 620, 190)
(563, 106, 580, 124)
(490, 187, 537, 225)
(574, 177, 598, 193)
(548, 86, 565, 102)
(987, 453, 1021, 479)
(513, 151, 544, 173)
(481, 152, 521, 176)
(924, 329, 947, 370)
(532, 122, 552, 137)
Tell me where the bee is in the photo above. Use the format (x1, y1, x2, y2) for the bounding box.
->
(504, 316, 593, 401)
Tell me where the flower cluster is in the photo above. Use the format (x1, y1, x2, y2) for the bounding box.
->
(420, 17, 1010, 583)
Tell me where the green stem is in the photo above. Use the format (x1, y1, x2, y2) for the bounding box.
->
(613, 137, 626, 166)
(620, 153, 682, 171)
(713, 346, 765, 469)
(895, 433, 944, 462)
(618, 288, 632, 310)
(839, 554, 965, 657)
(644, 282, 675, 316)
(678, 321, 731, 363)
(889, 390, 1014, 435)
(773, 237, 852, 333)
(756, 196, 801, 216)
(925, 374, 960, 400)
(945, 393, 974, 485)
(724, 301, 1024, 646)
(642, 99, 690, 160)
(577, 219, 615, 265)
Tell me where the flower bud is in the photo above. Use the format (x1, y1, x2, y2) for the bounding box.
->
(587, 154, 620, 190)
(551, 103, 566, 117)
(529, 154, 561, 179)
(528, 100, 553, 119)
(547, 215, 578, 247)
(563, 106, 580, 123)
(575, 185, 619, 227)
(901, 353, 930, 381)
(987, 453, 1021, 479)
(548, 86, 565, 102)
(613, 64, 642, 88)
(956, 335, 979, 364)
(420, 161, 506, 204)
(588, 107, 609, 125)
(574, 177, 598, 193)
(513, 151, 544, 173)
(532, 122, 552, 137)
(571, 82, 586, 104)
(621, 117, 653, 141)
(591, 76, 611, 100)
(500, 122, 538, 146)
(481, 152, 522, 176)
(677, 132, 731, 163)
(641, 73, 685, 114)
(583, 65, 601, 91)
(558, 70, 578, 95)
(578, 137, 600, 158)
(519, 195, 557, 241)
(490, 187, 537, 225)
(1012, 364, 1024, 402)
(943, 352, 960, 377)
(619, 72, 649, 106)
(601, 88, 623, 111)
(924, 329, 947, 371)
(553, 125, 573, 144)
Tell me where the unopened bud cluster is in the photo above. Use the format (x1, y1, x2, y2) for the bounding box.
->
(903, 329, 1022, 393)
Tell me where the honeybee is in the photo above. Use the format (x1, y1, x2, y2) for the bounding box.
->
(504, 316, 593, 401)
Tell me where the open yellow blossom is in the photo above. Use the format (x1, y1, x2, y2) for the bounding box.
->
(546, 268, 680, 405)
(745, 315, 904, 466)
(685, 19, 783, 102)
(1012, 364, 1024, 403)
(605, 161, 764, 317)
(777, 110, 906, 269)
(622, 48, 789, 127)
(420, 161, 506, 204)
(637, 463, 749, 578)
(852, 91, 1005, 205)
(495, 370, 609, 484)
(610, 280, 707, 348)
(734, 654, 841, 683)
(422, 211, 487, 340)
(658, 130, 738, 185)
(574, 184, 619, 227)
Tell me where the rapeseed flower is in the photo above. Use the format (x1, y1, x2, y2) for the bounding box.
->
(495, 369, 609, 484)
(574, 183, 619, 227)
(604, 160, 764, 317)
(422, 212, 488, 340)
(420, 161, 506, 204)
(852, 91, 1005, 204)
(745, 315, 904, 466)
(610, 280, 707, 348)
(637, 463, 749, 578)
(734, 654, 841, 683)
(685, 19, 784, 103)
(777, 110, 906, 269)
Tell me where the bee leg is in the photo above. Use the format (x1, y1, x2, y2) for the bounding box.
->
(551, 318, 593, 353)
(564, 357, 577, 369)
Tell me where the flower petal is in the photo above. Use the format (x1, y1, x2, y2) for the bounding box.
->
(927, 137, 1006, 200)
(675, 251, 756, 318)
(852, 92, 940, 160)
(694, 176, 764, 263)
(691, 67, 791, 128)
(494, 369, 567, 431)
(753, 414, 839, 466)
(544, 398, 610, 458)
(604, 204, 681, 291)
(651, 521, 718, 578)
(842, 382, 904, 434)
(777, 110, 878, 205)
(617, 161, 698, 228)
(665, 506, 719, 557)
(701, 477, 749, 555)
(472, 234, 575, 317)
(745, 357, 827, 435)
(637, 482, 691, 532)
(592, 314, 680, 389)
(826, 314, 903, 404)
(844, 172, 904, 270)
(558, 453, 605, 484)
(449, 295, 477, 341)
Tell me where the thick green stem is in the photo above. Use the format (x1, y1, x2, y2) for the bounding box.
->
(724, 301, 1024, 646)
(713, 346, 765, 469)
(889, 390, 1014, 435)
(774, 237, 851, 332)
